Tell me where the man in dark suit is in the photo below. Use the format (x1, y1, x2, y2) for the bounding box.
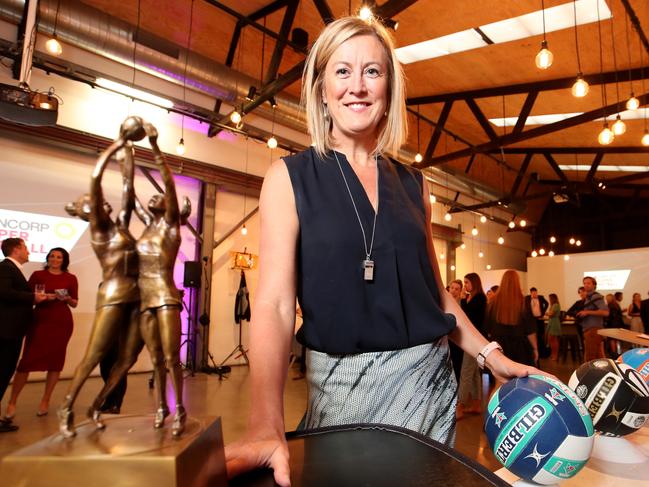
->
(525, 287, 550, 360)
(0, 238, 46, 432)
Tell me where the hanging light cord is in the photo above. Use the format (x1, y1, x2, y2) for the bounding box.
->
(609, 4, 621, 107)
(416, 105, 421, 154)
(181, 0, 195, 138)
(53, 0, 61, 37)
(596, 0, 607, 119)
(131, 0, 141, 89)
(572, 0, 582, 73)
(625, 11, 634, 95)
(541, 0, 547, 40)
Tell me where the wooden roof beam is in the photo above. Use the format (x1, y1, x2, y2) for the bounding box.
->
(415, 91, 649, 168)
(406, 66, 649, 105)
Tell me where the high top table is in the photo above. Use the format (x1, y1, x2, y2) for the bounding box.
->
(597, 328, 649, 348)
(230, 424, 509, 487)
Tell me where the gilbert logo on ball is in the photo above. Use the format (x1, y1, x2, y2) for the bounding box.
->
(568, 358, 649, 437)
(485, 375, 594, 485)
(617, 348, 649, 386)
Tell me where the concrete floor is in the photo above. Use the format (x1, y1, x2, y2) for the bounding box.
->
(0, 356, 577, 473)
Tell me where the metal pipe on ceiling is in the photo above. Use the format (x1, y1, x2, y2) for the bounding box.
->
(0, 0, 306, 131)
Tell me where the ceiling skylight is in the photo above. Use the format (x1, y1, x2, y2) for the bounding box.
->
(558, 165, 649, 172)
(395, 0, 612, 65)
(489, 110, 645, 127)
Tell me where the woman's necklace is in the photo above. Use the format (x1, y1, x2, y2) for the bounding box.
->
(332, 150, 379, 282)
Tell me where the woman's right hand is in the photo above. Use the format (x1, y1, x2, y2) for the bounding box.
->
(225, 430, 291, 487)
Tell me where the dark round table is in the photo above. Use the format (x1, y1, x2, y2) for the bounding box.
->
(230, 424, 508, 486)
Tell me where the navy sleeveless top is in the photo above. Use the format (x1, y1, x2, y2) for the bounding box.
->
(284, 148, 456, 354)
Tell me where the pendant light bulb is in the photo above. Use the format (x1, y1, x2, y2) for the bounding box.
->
(531, 250, 538, 258)
(571, 74, 589, 98)
(444, 212, 452, 222)
(569, 237, 575, 245)
(486, 264, 492, 270)
(626, 94, 640, 111)
(480, 215, 487, 223)
(519, 219, 527, 227)
(535, 40, 553, 70)
(612, 115, 626, 136)
(642, 130, 649, 146)
(598, 123, 614, 145)
(241, 224, 248, 236)
(358, 5, 373, 21)
(478, 251, 484, 258)
(471, 226, 478, 236)
(548, 250, 555, 257)
(429, 194, 436, 204)
(414, 153, 423, 163)
(45, 36, 63, 56)
(564, 255, 570, 261)
(550, 236, 556, 243)
(460, 243, 466, 250)
(539, 248, 546, 256)
(508, 220, 516, 229)
(175, 138, 185, 156)
(450, 265, 456, 271)
(230, 110, 242, 124)
(576, 240, 582, 247)
(497, 236, 504, 245)
(267, 136, 278, 149)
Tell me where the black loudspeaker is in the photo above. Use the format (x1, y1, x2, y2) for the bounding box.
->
(183, 261, 201, 288)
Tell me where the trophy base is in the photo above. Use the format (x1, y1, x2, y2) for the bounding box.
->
(0, 414, 227, 487)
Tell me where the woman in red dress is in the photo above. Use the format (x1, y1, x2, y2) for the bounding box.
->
(5, 248, 78, 418)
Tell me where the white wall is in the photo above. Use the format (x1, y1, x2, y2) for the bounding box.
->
(429, 206, 531, 287)
(527, 247, 649, 310)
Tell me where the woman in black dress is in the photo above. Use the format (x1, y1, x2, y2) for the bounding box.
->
(485, 270, 538, 370)
(457, 273, 487, 418)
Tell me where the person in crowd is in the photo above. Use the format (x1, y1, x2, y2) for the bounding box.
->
(485, 270, 538, 371)
(567, 286, 586, 323)
(448, 279, 463, 303)
(5, 248, 78, 418)
(566, 286, 586, 346)
(642, 292, 649, 334)
(525, 287, 549, 359)
(457, 273, 487, 419)
(447, 279, 464, 382)
(0, 238, 48, 432)
(223, 17, 542, 486)
(605, 293, 624, 357)
(628, 292, 644, 333)
(486, 289, 493, 301)
(578, 276, 608, 362)
(545, 294, 561, 361)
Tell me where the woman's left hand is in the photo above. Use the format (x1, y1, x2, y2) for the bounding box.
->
(485, 350, 556, 383)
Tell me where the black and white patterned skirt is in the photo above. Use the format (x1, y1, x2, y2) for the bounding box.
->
(303, 337, 457, 446)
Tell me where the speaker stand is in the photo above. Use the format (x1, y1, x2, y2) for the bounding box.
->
(216, 319, 249, 380)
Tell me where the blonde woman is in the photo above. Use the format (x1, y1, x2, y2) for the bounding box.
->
(224, 18, 542, 485)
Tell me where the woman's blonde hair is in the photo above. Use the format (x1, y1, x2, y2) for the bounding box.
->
(301, 17, 407, 157)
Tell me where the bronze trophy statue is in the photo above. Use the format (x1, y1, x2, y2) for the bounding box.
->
(60, 116, 190, 437)
(0, 117, 227, 487)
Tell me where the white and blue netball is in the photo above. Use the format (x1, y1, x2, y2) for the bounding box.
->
(569, 358, 649, 436)
(617, 348, 649, 386)
(485, 375, 594, 485)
